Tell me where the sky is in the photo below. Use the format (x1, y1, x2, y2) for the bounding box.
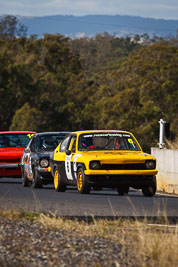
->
(0, 0, 178, 20)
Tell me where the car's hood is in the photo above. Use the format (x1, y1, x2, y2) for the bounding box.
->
(78, 151, 155, 164)
(0, 147, 25, 159)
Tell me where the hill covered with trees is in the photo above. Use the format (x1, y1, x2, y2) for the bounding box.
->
(19, 14, 178, 38)
(0, 15, 178, 151)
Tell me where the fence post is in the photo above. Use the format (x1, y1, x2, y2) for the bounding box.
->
(158, 118, 166, 149)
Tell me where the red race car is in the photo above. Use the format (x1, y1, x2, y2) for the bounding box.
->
(0, 131, 36, 178)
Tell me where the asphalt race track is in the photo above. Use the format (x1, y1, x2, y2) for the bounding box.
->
(0, 178, 178, 222)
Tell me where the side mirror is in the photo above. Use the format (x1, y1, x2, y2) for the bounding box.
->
(66, 150, 71, 155)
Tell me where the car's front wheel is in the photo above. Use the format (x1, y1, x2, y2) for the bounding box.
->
(32, 168, 43, 188)
(77, 168, 90, 194)
(54, 168, 66, 192)
(142, 176, 157, 197)
(117, 186, 129, 196)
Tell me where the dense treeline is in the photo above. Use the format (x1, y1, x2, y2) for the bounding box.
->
(0, 15, 178, 151)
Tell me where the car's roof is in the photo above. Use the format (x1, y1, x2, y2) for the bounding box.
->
(0, 131, 36, 134)
(70, 130, 132, 135)
(34, 132, 69, 136)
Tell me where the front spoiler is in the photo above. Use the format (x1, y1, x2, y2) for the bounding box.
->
(84, 169, 158, 176)
(36, 166, 53, 181)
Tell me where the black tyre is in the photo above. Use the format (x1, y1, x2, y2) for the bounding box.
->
(22, 168, 31, 187)
(54, 168, 66, 192)
(117, 186, 129, 196)
(77, 167, 90, 194)
(142, 176, 157, 197)
(32, 168, 43, 188)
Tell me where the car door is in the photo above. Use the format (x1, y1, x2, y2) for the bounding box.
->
(54, 134, 76, 185)
(54, 135, 71, 182)
(65, 136, 77, 183)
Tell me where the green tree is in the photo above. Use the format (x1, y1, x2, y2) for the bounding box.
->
(10, 103, 42, 132)
(71, 33, 141, 75)
(0, 15, 27, 39)
(94, 43, 178, 150)
(0, 39, 37, 130)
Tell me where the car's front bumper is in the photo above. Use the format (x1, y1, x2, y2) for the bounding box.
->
(84, 169, 157, 188)
(0, 164, 20, 168)
(84, 169, 158, 176)
(37, 166, 50, 173)
(87, 174, 156, 187)
(37, 166, 53, 181)
(0, 164, 21, 178)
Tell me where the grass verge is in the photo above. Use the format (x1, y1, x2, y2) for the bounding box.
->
(0, 209, 178, 267)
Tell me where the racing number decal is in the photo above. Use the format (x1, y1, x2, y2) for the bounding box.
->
(24, 154, 29, 164)
(73, 154, 82, 179)
(28, 155, 33, 177)
(27, 134, 35, 139)
(24, 152, 32, 178)
(65, 155, 73, 180)
(128, 138, 136, 149)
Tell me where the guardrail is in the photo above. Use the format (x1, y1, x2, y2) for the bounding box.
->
(151, 148, 178, 194)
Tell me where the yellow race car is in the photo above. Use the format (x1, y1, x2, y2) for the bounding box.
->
(49, 130, 158, 196)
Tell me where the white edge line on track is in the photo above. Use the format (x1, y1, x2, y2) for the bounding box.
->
(156, 192, 178, 198)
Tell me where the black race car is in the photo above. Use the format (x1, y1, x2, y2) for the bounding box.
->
(21, 132, 69, 188)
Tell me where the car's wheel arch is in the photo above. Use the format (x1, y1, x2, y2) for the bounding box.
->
(31, 164, 36, 173)
(76, 163, 86, 172)
(52, 164, 58, 176)
(76, 165, 90, 194)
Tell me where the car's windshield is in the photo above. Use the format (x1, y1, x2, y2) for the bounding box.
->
(78, 132, 141, 151)
(35, 134, 66, 152)
(0, 133, 35, 148)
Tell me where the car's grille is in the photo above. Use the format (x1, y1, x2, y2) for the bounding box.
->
(100, 163, 146, 170)
(0, 159, 21, 164)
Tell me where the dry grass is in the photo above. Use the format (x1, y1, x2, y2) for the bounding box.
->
(0, 209, 38, 221)
(0, 209, 178, 266)
(38, 213, 178, 267)
(165, 136, 178, 149)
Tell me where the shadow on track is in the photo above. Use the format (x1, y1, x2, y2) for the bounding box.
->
(68, 189, 178, 199)
(0, 178, 21, 184)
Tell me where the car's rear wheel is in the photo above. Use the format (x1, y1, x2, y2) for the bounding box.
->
(142, 176, 157, 197)
(22, 168, 31, 187)
(54, 168, 66, 192)
(77, 167, 90, 194)
(32, 168, 43, 188)
(117, 186, 129, 196)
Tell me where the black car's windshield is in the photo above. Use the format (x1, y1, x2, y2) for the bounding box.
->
(35, 134, 66, 152)
(78, 132, 141, 151)
(0, 133, 35, 148)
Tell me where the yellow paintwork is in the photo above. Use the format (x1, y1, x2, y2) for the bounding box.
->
(53, 130, 158, 176)
(54, 151, 66, 162)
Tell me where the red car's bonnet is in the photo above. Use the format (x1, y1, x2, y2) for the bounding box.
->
(0, 147, 25, 160)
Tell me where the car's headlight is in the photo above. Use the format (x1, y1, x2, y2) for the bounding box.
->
(90, 161, 101, 170)
(40, 159, 49, 168)
(145, 160, 156, 170)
